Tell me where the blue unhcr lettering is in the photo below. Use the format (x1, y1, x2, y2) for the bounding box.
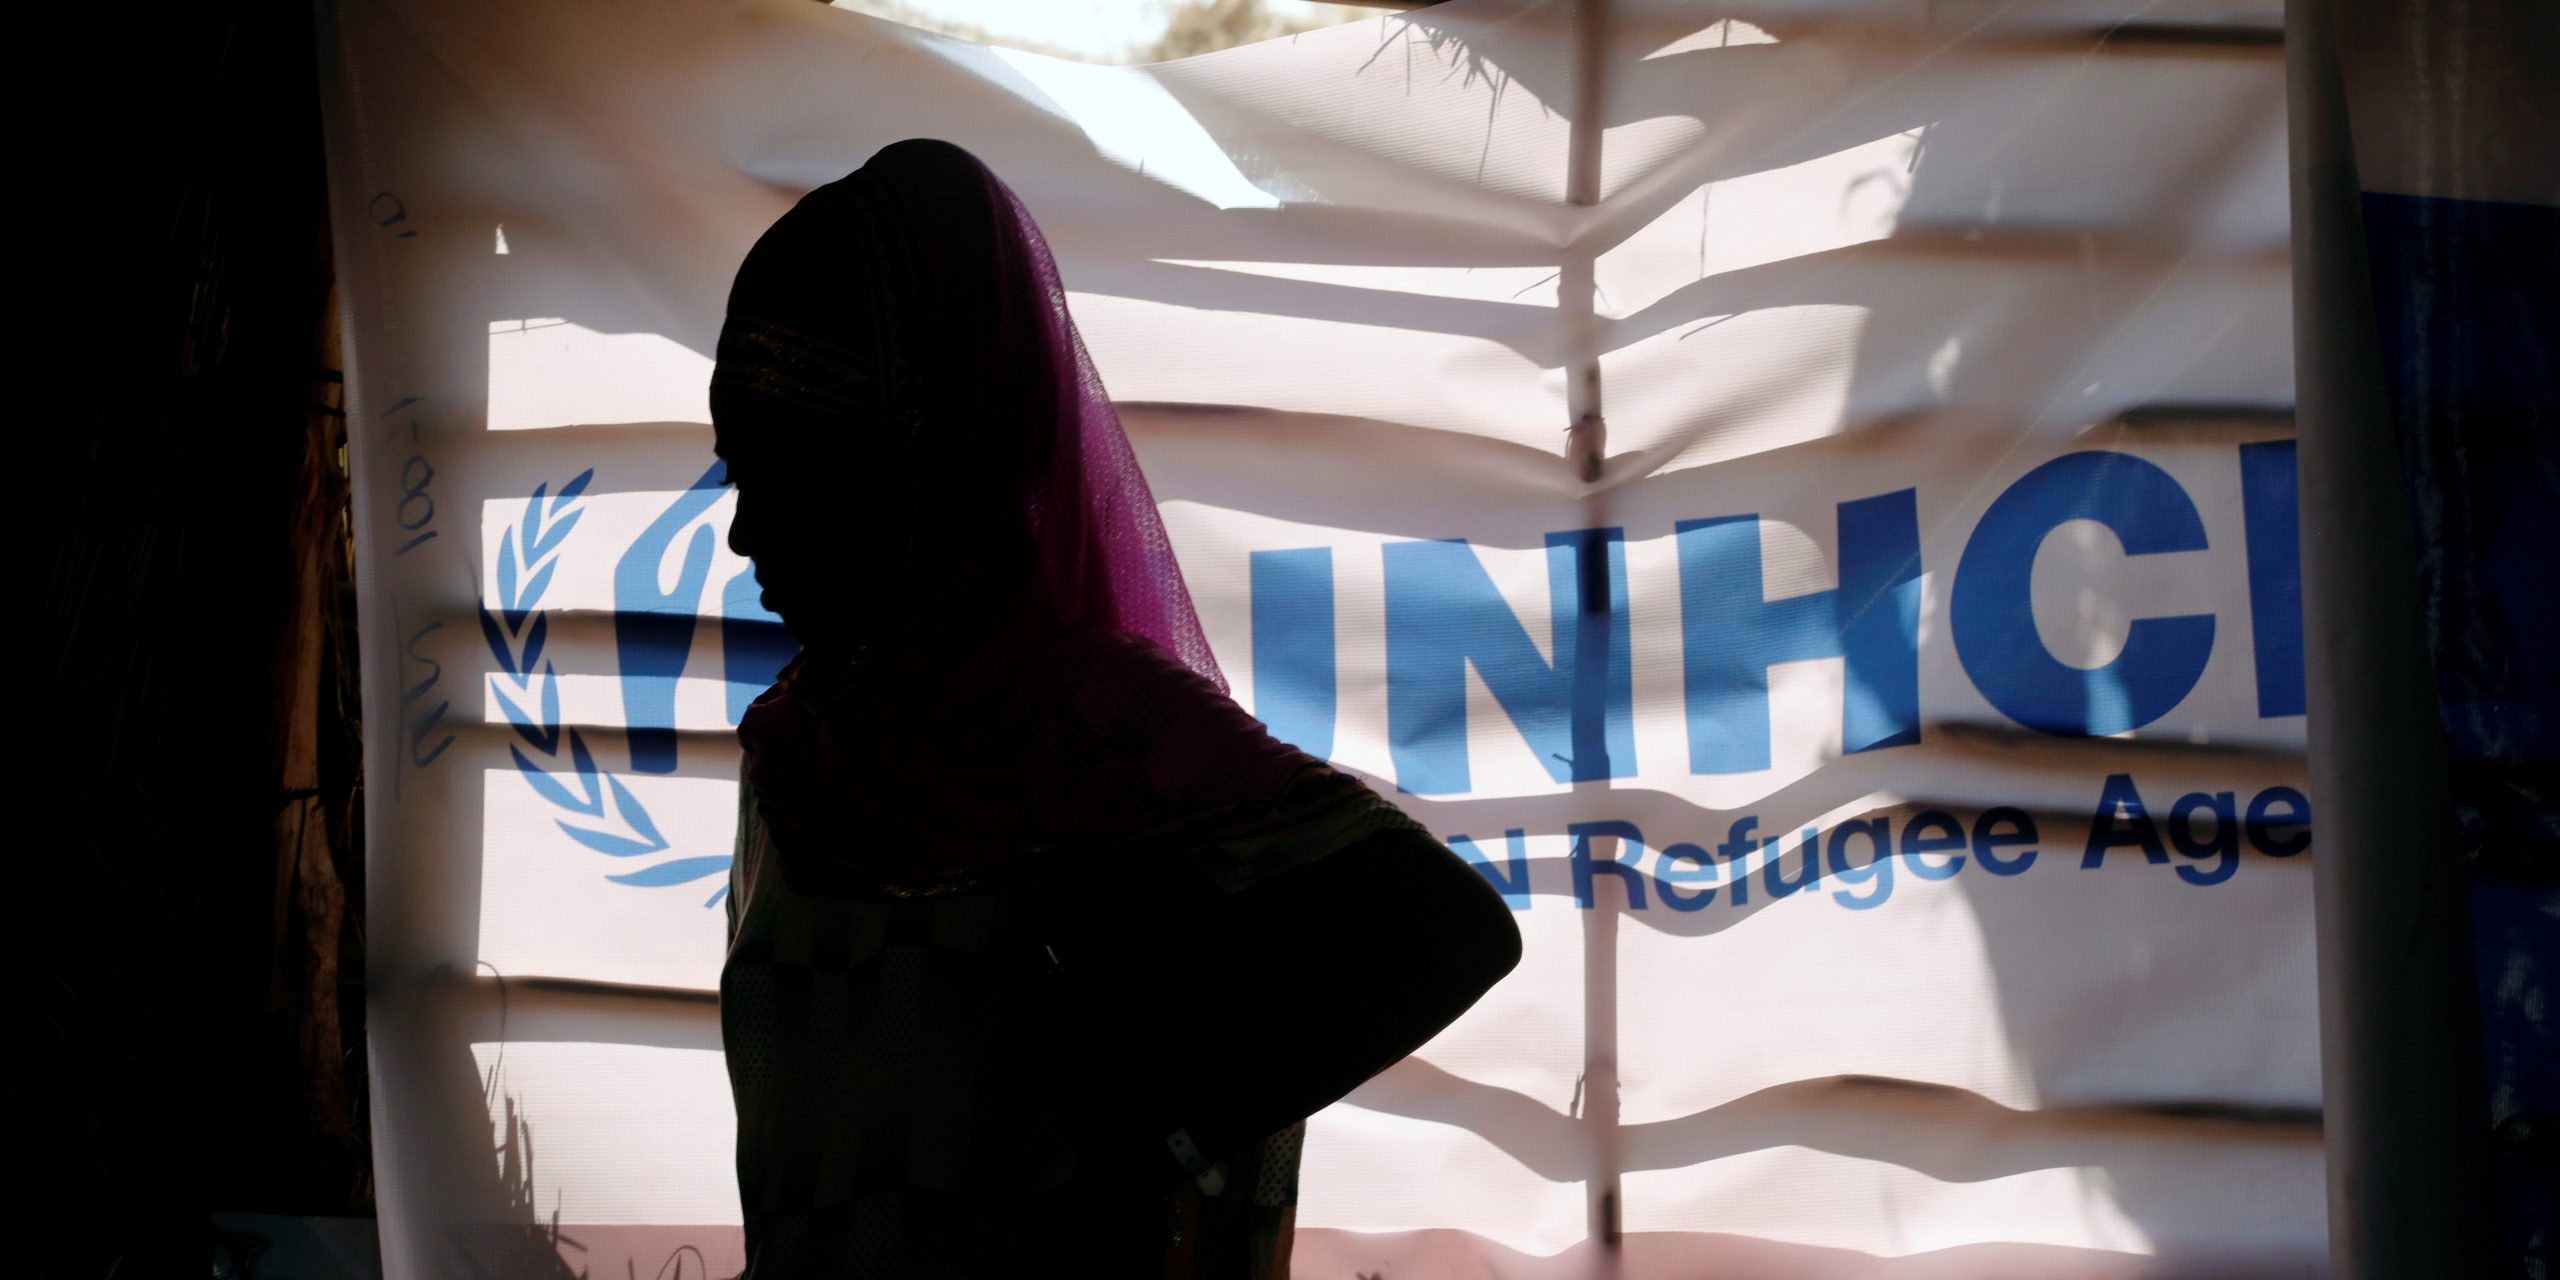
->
(1569, 819, 1648, 909)
(1424, 797, 2273, 914)
(1953, 451, 2215, 736)
(1673, 489, 1922, 775)
(1899, 810, 1968, 880)
(1654, 842, 1718, 911)
(1973, 808, 2040, 876)
(1420, 798, 2289, 914)
(616, 462, 727, 774)
(1383, 530, 1635, 795)
(1826, 817, 1896, 909)
(1448, 829, 1533, 910)
(2168, 790, 2241, 887)
(1249, 547, 1336, 758)
(2082, 772, 2171, 868)
(1763, 826, 1824, 900)
(2244, 785, 2311, 856)
(1716, 817, 1765, 906)
(2239, 441, 2306, 719)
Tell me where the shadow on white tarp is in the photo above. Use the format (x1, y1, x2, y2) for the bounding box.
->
(318, 0, 2317, 1275)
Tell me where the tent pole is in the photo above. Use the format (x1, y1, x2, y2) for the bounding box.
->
(1564, 0, 1607, 484)
(2282, 0, 2490, 1273)
(1563, 0, 1621, 1258)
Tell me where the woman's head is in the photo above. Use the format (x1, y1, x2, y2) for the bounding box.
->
(713, 139, 1055, 658)
(713, 138, 1224, 696)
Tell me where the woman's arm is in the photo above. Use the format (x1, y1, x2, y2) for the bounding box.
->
(1173, 817, 1523, 1163)
(1043, 776, 1524, 1175)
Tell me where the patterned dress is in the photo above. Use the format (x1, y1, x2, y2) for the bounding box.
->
(719, 756, 1418, 1277)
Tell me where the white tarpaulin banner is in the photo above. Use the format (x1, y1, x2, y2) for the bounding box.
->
(320, 0, 2318, 1274)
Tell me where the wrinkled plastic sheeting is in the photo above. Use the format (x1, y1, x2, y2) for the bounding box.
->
(319, 1, 2314, 1275)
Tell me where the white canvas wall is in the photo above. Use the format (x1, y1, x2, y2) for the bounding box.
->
(319, 1, 2315, 1274)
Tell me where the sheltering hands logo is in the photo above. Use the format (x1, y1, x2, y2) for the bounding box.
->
(484, 469, 739, 907)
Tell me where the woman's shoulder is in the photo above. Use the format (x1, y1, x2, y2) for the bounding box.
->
(1033, 622, 1214, 683)
(1021, 623, 1324, 813)
(1030, 624, 1249, 730)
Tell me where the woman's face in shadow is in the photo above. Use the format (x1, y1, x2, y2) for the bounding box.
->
(712, 385, 887, 654)
(713, 377, 1047, 663)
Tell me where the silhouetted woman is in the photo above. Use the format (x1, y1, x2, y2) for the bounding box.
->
(713, 138, 1520, 1278)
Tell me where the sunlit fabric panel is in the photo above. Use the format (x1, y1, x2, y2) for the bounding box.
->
(321, 0, 2311, 1274)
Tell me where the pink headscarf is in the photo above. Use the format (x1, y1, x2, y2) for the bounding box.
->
(717, 140, 1312, 895)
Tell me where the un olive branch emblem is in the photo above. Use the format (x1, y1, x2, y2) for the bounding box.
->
(483, 470, 731, 907)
